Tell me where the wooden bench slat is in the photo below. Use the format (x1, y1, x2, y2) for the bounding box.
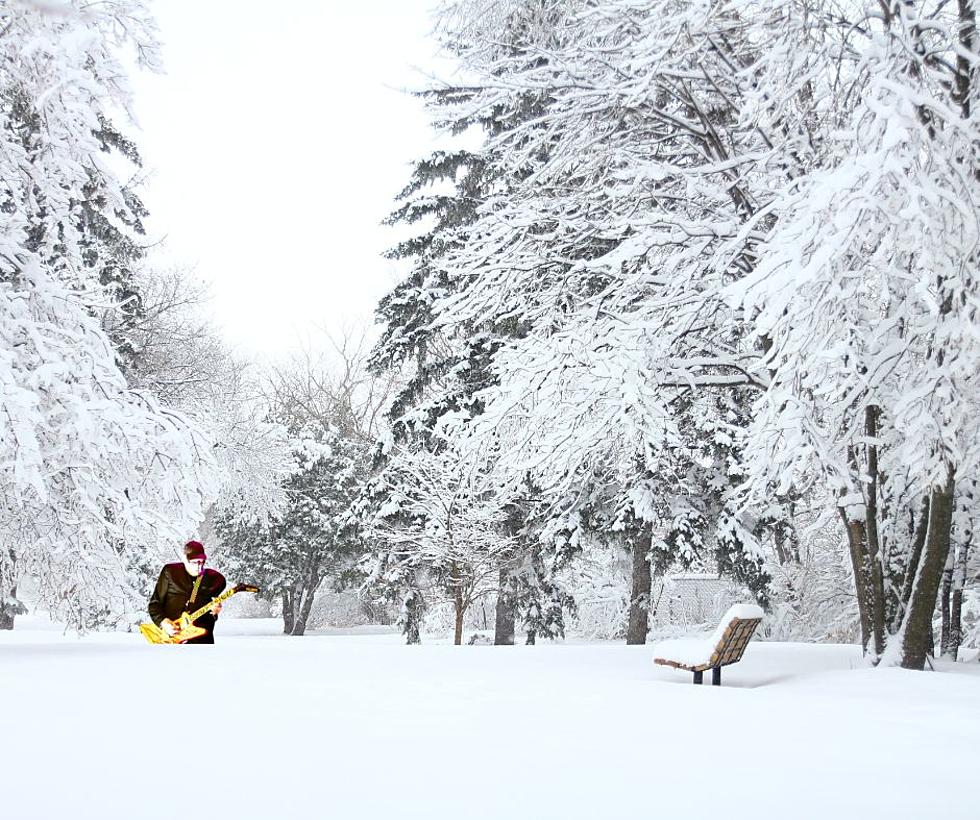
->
(652, 616, 762, 676)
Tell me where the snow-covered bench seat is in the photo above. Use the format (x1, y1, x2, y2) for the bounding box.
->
(652, 604, 764, 685)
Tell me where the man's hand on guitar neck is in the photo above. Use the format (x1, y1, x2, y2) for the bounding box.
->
(212, 602, 222, 617)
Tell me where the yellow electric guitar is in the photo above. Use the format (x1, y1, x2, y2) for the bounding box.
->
(139, 583, 260, 644)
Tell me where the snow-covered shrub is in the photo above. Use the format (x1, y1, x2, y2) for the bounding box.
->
(221, 592, 272, 619)
(308, 590, 395, 630)
(759, 510, 860, 643)
(422, 598, 498, 640)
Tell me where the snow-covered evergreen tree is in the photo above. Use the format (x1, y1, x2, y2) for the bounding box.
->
(216, 422, 364, 635)
(367, 36, 571, 643)
(215, 342, 377, 635)
(0, 0, 227, 628)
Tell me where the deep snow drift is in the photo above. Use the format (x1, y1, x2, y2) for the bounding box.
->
(1, 617, 978, 820)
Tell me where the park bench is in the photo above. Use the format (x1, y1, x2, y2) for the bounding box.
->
(652, 603, 764, 685)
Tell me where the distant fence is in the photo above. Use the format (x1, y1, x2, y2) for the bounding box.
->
(649, 574, 743, 635)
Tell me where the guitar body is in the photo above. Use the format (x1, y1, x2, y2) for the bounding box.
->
(139, 615, 208, 645)
(139, 583, 259, 645)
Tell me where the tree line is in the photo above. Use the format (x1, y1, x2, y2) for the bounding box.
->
(354, 0, 980, 670)
(2, 0, 977, 671)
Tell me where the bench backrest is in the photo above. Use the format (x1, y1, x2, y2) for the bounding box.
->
(707, 617, 762, 668)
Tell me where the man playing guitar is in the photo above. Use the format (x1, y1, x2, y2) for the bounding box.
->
(147, 540, 227, 644)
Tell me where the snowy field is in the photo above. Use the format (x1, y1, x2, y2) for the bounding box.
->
(2, 618, 979, 820)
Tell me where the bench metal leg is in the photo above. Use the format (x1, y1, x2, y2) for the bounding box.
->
(712, 667, 721, 686)
(693, 670, 703, 685)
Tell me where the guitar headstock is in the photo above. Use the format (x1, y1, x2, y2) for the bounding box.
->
(234, 583, 260, 594)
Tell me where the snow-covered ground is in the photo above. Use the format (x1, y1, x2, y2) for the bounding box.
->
(2, 617, 978, 820)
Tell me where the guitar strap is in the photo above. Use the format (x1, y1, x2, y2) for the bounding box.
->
(187, 571, 205, 609)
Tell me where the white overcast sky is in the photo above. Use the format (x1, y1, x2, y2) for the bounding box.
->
(132, 0, 451, 359)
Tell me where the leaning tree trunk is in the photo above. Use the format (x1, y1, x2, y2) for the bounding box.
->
(291, 572, 320, 637)
(494, 566, 516, 645)
(839, 511, 873, 653)
(897, 496, 931, 628)
(900, 469, 956, 670)
(626, 530, 653, 645)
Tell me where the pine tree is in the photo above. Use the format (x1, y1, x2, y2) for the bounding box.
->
(216, 421, 365, 635)
(365, 1, 604, 643)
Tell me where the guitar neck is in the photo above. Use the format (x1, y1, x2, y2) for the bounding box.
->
(186, 585, 236, 623)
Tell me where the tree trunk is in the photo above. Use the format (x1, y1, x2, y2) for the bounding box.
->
(900, 469, 956, 670)
(839, 510, 873, 653)
(453, 586, 465, 646)
(949, 479, 975, 662)
(863, 407, 887, 656)
(292, 567, 321, 636)
(839, 428, 886, 658)
(948, 537, 971, 663)
(291, 574, 319, 636)
(290, 587, 308, 636)
(281, 589, 295, 635)
(494, 566, 516, 645)
(626, 530, 652, 645)
(939, 548, 954, 657)
(948, 586, 963, 662)
(897, 496, 931, 626)
(403, 589, 423, 645)
(773, 521, 795, 565)
(0, 581, 17, 630)
(525, 629, 536, 645)
(1, 550, 18, 630)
